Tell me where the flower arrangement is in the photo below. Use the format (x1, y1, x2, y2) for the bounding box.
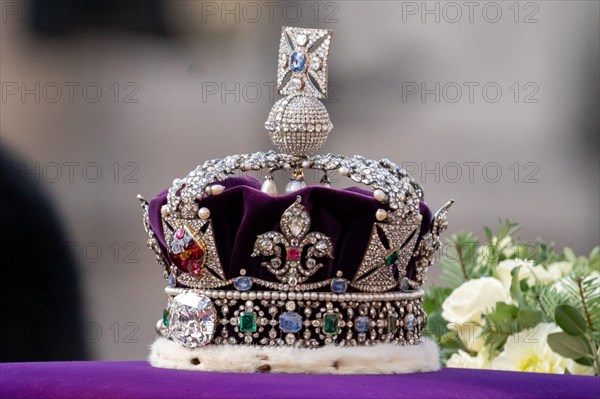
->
(424, 220, 599, 375)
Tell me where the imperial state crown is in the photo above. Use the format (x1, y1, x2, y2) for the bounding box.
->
(138, 26, 453, 374)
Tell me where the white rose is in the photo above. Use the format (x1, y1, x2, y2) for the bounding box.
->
(447, 348, 491, 369)
(496, 258, 564, 289)
(492, 323, 595, 375)
(442, 277, 511, 351)
(546, 261, 573, 280)
(496, 258, 535, 290)
(443, 277, 511, 324)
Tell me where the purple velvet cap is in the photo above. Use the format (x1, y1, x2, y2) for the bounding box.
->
(148, 177, 432, 289)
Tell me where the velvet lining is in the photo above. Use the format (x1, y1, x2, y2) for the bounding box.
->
(148, 177, 432, 288)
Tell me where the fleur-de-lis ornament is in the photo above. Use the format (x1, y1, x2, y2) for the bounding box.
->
(251, 196, 333, 287)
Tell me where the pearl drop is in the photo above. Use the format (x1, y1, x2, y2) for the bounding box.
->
(285, 179, 306, 193)
(376, 209, 388, 221)
(374, 189, 388, 203)
(261, 177, 278, 195)
(160, 205, 169, 216)
(198, 207, 210, 220)
(339, 166, 349, 176)
(206, 184, 225, 196)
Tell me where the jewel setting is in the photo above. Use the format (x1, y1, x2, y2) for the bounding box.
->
(168, 226, 206, 277)
(290, 52, 307, 72)
(252, 196, 333, 288)
(166, 292, 216, 348)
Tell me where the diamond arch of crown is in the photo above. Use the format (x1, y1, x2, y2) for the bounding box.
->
(164, 151, 424, 219)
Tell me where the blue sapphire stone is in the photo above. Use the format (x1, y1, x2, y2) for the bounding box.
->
(290, 52, 307, 72)
(330, 278, 348, 293)
(279, 312, 302, 333)
(400, 277, 411, 292)
(168, 273, 176, 287)
(355, 316, 370, 332)
(233, 276, 252, 291)
(405, 314, 415, 331)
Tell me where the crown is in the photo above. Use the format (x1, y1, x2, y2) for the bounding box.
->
(138, 27, 453, 374)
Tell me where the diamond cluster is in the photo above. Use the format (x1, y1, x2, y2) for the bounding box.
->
(277, 27, 332, 99)
(269, 27, 334, 157)
(252, 196, 333, 288)
(265, 95, 333, 156)
(165, 292, 216, 348)
(163, 152, 423, 220)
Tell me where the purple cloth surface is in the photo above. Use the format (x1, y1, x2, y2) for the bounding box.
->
(148, 177, 432, 285)
(1, 361, 598, 399)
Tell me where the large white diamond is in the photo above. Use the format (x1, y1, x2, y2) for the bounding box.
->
(167, 292, 216, 348)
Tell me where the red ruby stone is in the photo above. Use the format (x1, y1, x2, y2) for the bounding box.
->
(287, 248, 302, 261)
(170, 240, 205, 277)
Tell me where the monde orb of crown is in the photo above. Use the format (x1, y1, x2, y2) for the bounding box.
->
(265, 95, 333, 156)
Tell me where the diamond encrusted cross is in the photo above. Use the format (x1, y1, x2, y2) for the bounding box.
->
(277, 26, 333, 99)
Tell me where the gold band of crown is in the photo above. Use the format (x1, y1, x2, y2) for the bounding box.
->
(158, 287, 426, 349)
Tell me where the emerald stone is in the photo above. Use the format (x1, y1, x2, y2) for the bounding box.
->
(240, 312, 257, 333)
(323, 313, 339, 334)
(163, 308, 169, 326)
(387, 312, 398, 334)
(386, 251, 399, 266)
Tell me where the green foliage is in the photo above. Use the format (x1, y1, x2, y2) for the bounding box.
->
(555, 304, 587, 335)
(547, 332, 590, 360)
(439, 231, 480, 289)
(547, 305, 599, 374)
(482, 301, 542, 355)
(423, 286, 463, 365)
(554, 271, 600, 343)
(588, 247, 599, 272)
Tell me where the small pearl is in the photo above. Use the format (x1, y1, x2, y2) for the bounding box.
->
(211, 184, 225, 195)
(285, 179, 306, 193)
(376, 209, 388, 221)
(374, 189, 388, 203)
(339, 166, 349, 176)
(198, 207, 210, 220)
(261, 177, 278, 195)
(161, 205, 169, 216)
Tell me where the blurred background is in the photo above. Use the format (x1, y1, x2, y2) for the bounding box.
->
(1, 0, 598, 361)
